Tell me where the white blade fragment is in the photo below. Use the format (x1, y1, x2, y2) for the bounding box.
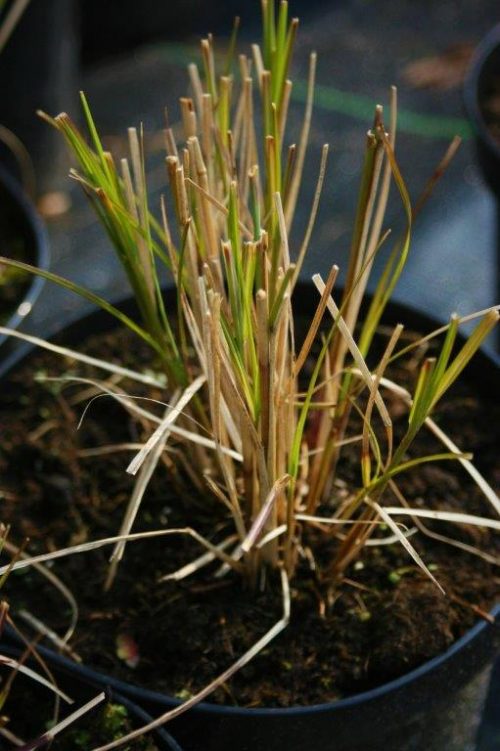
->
(0, 656, 73, 704)
(381, 507, 500, 530)
(0, 328, 164, 386)
(127, 374, 206, 475)
(369, 501, 445, 594)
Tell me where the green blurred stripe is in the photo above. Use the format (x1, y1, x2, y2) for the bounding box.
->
(298, 81, 472, 139)
(155, 42, 473, 140)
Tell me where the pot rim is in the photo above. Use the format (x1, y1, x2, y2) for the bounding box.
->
(1, 287, 498, 719)
(7, 601, 497, 719)
(464, 23, 500, 158)
(0, 165, 50, 348)
(1, 282, 499, 378)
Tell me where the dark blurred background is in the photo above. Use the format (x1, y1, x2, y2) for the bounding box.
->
(0, 1, 498, 747)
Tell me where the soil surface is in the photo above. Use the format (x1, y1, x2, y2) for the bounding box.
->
(0, 181, 32, 323)
(0, 324, 498, 709)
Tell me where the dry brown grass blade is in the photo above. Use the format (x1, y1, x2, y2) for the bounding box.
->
(285, 52, 317, 228)
(389, 479, 500, 566)
(0, 656, 73, 704)
(0, 328, 164, 386)
(368, 500, 445, 593)
(159, 535, 239, 582)
(313, 274, 392, 428)
(27, 693, 106, 748)
(202, 289, 246, 540)
(105, 423, 173, 591)
(0, 0, 31, 54)
(49, 374, 242, 461)
(0, 528, 244, 578)
(185, 176, 253, 239)
(126, 374, 206, 476)
(361, 323, 403, 481)
(241, 475, 291, 553)
(128, 126, 155, 303)
(17, 610, 81, 662)
(294, 264, 338, 377)
(290, 143, 330, 291)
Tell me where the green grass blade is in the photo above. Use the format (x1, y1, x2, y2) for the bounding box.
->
(0, 256, 164, 357)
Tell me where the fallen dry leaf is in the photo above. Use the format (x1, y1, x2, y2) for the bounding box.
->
(116, 632, 140, 668)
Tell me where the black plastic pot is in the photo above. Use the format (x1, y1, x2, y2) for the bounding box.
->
(4, 609, 499, 751)
(0, 642, 183, 751)
(464, 24, 500, 198)
(464, 24, 500, 316)
(1, 287, 499, 751)
(464, 24, 500, 346)
(0, 166, 49, 351)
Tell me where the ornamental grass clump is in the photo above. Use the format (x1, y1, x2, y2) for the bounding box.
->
(0, 0, 499, 746)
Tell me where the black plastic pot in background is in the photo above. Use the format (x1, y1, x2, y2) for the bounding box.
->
(1, 287, 499, 751)
(0, 643, 184, 751)
(0, 0, 79, 195)
(465, 24, 500, 196)
(464, 24, 500, 307)
(0, 166, 49, 352)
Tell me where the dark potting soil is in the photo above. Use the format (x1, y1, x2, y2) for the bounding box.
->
(2, 675, 159, 750)
(0, 325, 498, 708)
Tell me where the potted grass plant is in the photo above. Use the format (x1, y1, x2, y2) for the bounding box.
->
(464, 23, 500, 198)
(0, 2, 498, 749)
